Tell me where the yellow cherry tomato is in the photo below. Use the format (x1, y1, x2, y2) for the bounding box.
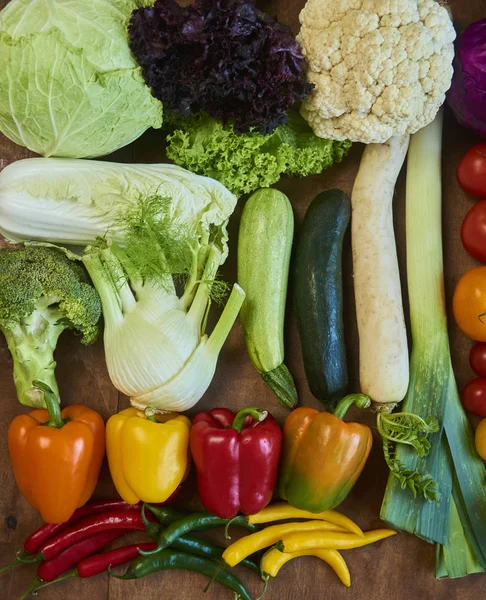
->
(453, 267, 486, 342)
(475, 418, 486, 460)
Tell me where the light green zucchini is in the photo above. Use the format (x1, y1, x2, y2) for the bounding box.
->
(237, 189, 297, 408)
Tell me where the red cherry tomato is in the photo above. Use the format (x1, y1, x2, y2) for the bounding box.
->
(462, 379, 486, 417)
(469, 343, 486, 378)
(461, 200, 486, 262)
(457, 143, 486, 198)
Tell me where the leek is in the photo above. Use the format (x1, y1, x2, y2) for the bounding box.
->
(380, 110, 486, 577)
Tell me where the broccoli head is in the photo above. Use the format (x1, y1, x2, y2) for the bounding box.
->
(0, 245, 102, 407)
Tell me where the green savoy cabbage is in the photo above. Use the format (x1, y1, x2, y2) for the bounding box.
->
(0, 0, 162, 158)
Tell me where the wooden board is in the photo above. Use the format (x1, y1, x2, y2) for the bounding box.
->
(1, 0, 486, 598)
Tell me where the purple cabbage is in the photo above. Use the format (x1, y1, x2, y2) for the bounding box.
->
(128, 0, 312, 134)
(448, 18, 486, 138)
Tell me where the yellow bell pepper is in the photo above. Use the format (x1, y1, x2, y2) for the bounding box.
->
(106, 408, 191, 504)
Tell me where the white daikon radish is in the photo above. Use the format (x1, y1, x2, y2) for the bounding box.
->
(351, 135, 410, 406)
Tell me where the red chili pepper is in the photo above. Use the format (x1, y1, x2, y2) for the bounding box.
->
(0, 499, 144, 574)
(24, 499, 143, 554)
(38, 530, 125, 582)
(2, 492, 181, 578)
(18, 541, 158, 599)
(190, 407, 282, 518)
(77, 541, 157, 577)
(40, 511, 149, 561)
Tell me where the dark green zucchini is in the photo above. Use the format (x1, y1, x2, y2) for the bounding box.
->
(294, 189, 350, 408)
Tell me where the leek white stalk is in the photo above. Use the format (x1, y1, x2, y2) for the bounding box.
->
(380, 110, 486, 577)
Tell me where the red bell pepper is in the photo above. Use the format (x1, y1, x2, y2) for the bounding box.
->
(190, 407, 282, 519)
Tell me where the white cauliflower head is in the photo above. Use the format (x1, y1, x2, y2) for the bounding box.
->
(297, 0, 456, 143)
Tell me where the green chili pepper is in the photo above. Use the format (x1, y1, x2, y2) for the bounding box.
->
(170, 532, 259, 574)
(172, 536, 259, 575)
(114, 549, 252, 600)
(141, 509, 259, 556)
(144, 505, 259, 574)
(144, 505, 187, 524)
(141, 504, 186, 539)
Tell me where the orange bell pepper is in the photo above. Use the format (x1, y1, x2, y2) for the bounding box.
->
(278, 394, 372, 513)
(8, 381, 105, 523)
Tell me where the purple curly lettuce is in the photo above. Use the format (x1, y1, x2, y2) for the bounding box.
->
(128, 0, 313, 134)
(448, 18, 486, 138)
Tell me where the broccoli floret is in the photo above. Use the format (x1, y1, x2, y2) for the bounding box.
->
(0, 245, 102, 407)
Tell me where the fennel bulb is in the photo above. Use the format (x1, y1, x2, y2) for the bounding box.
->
(83, 196, 243, 412)
(0, 159, 236, 255)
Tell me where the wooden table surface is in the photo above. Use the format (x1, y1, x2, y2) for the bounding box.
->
(1, 0, 486, 599)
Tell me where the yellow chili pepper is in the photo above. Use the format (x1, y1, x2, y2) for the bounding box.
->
(248, 502, 364, 537)
(281, 528, 397, 554)
(261, 547, 351, 587)
(106, 407, 191, 504)
(222, 520, 345, 567)
(475, 418, 486, 460)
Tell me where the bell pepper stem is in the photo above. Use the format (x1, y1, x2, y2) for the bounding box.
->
(33, 380, 63, 428)
(333, 394, 371, 420)
(232, 408, 268, 433)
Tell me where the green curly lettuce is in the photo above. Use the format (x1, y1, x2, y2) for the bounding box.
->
(165, 110, 352, 197)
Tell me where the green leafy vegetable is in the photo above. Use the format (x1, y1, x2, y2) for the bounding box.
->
(129, 0, 312, 134)
(0, 245, 102, 408)
(0, 0, 162, 158)
(378, 412, 440, 500)
(165, 110, 352, 197)
(378, 412, 439, 457)
(82, 196, 243, 413)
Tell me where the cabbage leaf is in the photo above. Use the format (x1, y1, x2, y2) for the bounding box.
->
(0, 0, 162, 158)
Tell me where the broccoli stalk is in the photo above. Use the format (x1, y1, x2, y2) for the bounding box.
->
(0, 246, 102, 407)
